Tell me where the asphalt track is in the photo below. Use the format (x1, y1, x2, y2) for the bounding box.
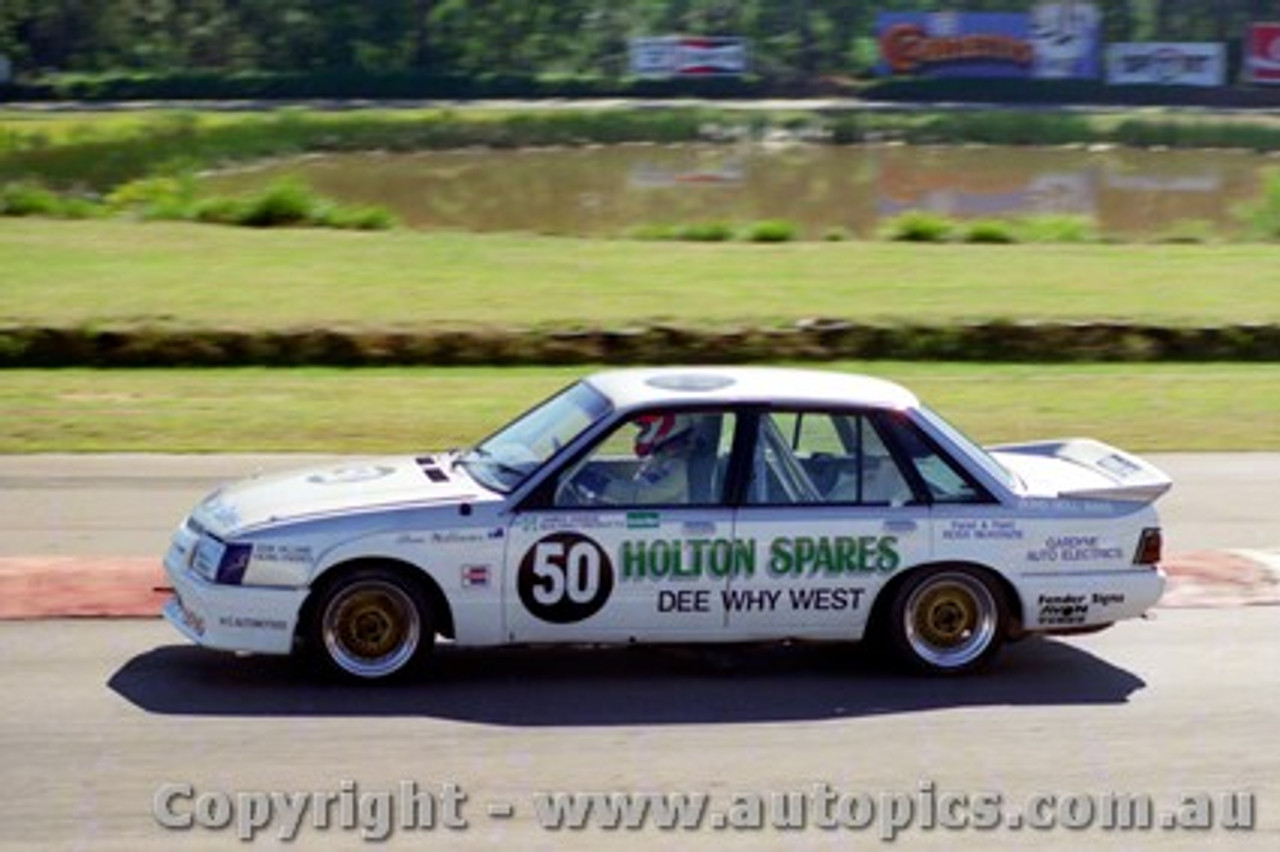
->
(0, 454, 1277, 850)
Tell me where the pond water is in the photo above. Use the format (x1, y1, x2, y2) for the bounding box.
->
(202, 143, 1277, 239)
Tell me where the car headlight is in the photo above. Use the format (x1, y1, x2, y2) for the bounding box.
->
(190, 534, 253, 585)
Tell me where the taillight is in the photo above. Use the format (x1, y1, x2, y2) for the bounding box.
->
(1134, 527, 1162, 565)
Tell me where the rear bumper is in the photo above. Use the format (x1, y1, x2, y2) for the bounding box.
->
(1020, 565, 1166, 632)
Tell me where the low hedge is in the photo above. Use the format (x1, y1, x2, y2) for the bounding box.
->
(3, 322, 1278, 367)
(0, 70, 768, 102)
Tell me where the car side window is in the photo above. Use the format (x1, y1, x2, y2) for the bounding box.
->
(877, 411, 989, 504)
(746, 411, 913, 506)
(554, 412, 733, 507)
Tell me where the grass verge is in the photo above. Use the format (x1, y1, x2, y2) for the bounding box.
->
(2, 220, 1277, 330)
(1, 364, 1274, 453)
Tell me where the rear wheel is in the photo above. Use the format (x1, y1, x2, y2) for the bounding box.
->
(888, 567, 1006, 675)
(306, 567, 432, 681)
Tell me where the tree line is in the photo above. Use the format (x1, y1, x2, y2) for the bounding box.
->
(5, 1, 1280, 82)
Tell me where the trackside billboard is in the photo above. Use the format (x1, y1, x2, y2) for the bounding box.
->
(875, 5, 1100, 80)
(876, 12, 1034, 78)
(1107, 43, 1226, 87)
(1245, 23, 1280, 83)
(629, 37, 749, 77)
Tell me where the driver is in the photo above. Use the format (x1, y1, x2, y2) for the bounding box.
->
(572, 412, 697, 505)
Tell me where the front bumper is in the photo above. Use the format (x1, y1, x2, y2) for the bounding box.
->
(163, 540, 308, 656)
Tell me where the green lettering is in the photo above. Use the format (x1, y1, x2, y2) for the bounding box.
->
(877, 536, 901, 572)
(794, 537, 816, 575)
(857, 536, 879, 572)
(733, 539, 756, 577)
(650, 539, 671, 578)
(707, 539, 728, 577)
(836, 536, 858, 574)
(769, 538, 793, 576)
(621, 540, 646, 579)
(812, 537, 835, 575)
(677, 539, 705, 578)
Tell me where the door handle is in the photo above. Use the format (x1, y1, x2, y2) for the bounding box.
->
(883, 519, 917, 533)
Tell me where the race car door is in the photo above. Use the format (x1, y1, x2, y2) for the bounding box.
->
(505, 410, 740, 644)
(726, 409, 933, 640)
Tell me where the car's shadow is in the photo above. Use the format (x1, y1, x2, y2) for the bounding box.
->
(108, 636, 1145, 725)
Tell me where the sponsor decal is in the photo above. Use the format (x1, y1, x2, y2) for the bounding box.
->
(627, 511, 660, 530)
(1027, 535, 1124, 564)
(307, 465, 395, 485)
(252, 543, 312, 565)
(431, 530, 490, 544)
(461, 565, 491, 589)
(533, 514, 628, 532)
(619, 535, 900, 581)
(1038, 593, 1088, 626)
(175, 595, 206, 637)
(942, 519, 1024, 542)
(1015, 498, 1118, 516)
(518, 533, 615, 624)
(658, 586, 866, 615)
(622, 537, 754, 580)
(1092, 592, 1125, 606)
(217, 614, 288, 631)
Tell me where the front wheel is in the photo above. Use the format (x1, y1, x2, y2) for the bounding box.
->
(306, 568, 432, 681)
(887, 567, 1007, 675)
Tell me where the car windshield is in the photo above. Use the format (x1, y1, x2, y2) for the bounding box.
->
(457, 381, 612, 493)
(915, 406, 1021, 492)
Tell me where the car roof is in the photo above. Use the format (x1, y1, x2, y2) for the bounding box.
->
(583, 367, 920, 412)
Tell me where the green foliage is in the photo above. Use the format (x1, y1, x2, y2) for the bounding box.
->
(821, 226, 850, 242)
(881, 211, 954, 243)
(236, 178, 319, 228)
(675, 221, 735, 242)
(742, 219, 799, 243)
(962, 219, 1018, 244)
(0, 182, 63, 216)
(1154, 219, 1216, 245)
(319, 205, 398, 231)
(106, 175, 198, 220)
(1014, 215, 1099, 244)
(625, 223, 679, 241)
(1237, 170, 1280, 240)
(4, 174, 395, 231)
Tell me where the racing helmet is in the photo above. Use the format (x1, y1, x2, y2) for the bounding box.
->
(633, 413, 695, 457)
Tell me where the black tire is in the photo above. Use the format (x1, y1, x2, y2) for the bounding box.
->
(887, 566, 1007, 675)
(305, 567, 433, 682)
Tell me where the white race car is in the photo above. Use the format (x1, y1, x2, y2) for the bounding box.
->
(162, 367, 1170, 680)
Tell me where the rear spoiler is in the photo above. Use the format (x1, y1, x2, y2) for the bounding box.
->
(988, 438, 1172, 503)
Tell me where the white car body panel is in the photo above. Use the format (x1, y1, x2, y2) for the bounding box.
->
(161, 367, 1169, 669)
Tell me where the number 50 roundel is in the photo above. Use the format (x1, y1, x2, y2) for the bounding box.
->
(518, 533, 615, 623)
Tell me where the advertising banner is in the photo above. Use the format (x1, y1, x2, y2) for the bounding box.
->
(875, 12, 1033, 78)
(629, 37, 748, 78)
(1246, 23, 1280, 83)
(1107, 43, 1226, 86)
(1030, 2, 1102, 79)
